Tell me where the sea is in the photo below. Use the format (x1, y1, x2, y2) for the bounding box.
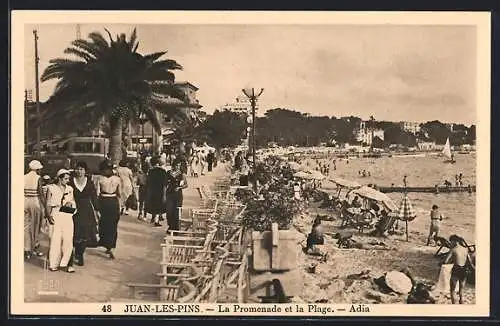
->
(306, 153, 477, 244)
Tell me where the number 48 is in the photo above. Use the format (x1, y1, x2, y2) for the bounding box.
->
(102, 305, 112, 312)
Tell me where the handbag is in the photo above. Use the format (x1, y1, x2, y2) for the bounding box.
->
(126, 193, 138, 210)
(59, 206, 77, 214)
(59, 191, 77, 214)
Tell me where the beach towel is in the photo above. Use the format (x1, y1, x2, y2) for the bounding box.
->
(434, 264, 458, 293)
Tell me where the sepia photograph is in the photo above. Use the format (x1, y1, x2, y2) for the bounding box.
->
(11, 11, 490, 316)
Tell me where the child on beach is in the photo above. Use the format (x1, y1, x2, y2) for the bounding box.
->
(426, 205, 443, 246)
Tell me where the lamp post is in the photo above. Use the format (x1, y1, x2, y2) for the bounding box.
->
(138, 109, 148, 158)
(242, 87, 264, 191)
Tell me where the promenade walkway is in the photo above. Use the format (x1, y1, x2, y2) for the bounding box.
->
(24, 164, 229, 302)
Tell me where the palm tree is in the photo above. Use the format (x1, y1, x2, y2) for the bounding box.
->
(38, 28, 189, 163)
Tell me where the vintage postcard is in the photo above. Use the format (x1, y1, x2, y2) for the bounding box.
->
(11, 11, 491, 317)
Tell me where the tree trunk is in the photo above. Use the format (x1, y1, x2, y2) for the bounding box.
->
(109, 117, 123, 165)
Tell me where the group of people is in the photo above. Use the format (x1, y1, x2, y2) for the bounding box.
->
(23, 145, 202, 274)
(188, 148, 217, 177)
(137, 156, 188, 229)
(232, 151, 252, 187)
(24, 159, 121, 273)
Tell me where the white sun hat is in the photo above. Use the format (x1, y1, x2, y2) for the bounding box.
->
(56, 169, 71, 178)
(28, 160, 43, 170)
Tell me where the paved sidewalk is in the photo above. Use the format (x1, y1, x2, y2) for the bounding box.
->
(23, 164, 229, 302)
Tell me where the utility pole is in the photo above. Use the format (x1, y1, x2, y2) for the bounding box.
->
(33, 30, 41, 156)
(24, 90, 28, 154)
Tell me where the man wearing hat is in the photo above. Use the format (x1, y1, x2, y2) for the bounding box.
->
(24, 160, 46, 259)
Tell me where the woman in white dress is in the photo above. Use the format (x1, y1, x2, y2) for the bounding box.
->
(116, 160, 134, 215)
(45, 169, 76, 273)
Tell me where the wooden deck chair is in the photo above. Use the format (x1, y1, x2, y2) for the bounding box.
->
(217, 203, 246, 222)
(216, 230, 250, 303)
(196, 187, 218, 209)
(127, 264, 199, 302)
(434, 236, 476, 258)
(192, 247, 230, 303)
(191, 208, 218, 232)
(434, 236, 451, 257)
(126, 280, 197, 302)
(213, 178, 232, 193)
(462, 238, 476, 253)
(160, 226, 217, 278)
(201, 184, 229, 202)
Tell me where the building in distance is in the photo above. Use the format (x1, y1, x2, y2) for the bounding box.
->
(218, 96, 259, 115)
(399, 121, 422, 135)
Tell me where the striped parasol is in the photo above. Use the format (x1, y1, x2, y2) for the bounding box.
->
(397, 194, 417, 222)
(397, 194, 417, 242)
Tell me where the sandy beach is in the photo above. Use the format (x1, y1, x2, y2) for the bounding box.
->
(288, 155, 476, 304)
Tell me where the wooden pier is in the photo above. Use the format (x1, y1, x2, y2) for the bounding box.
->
(378, 186, 475, 194)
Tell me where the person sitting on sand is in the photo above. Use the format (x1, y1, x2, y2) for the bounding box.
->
(407, 283, 436, 304)
(351, 196, 362, 208)
(426, 205, 443, 246)
(304, 216, 325, 254)
(335, 235, 389, 250)
(443, 235, 472, 304)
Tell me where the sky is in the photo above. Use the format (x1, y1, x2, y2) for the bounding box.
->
(24, 24, 477, 125)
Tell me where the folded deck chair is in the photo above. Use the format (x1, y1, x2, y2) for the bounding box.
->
(434, 236, 451, 257)
(435, 236, 476, 257)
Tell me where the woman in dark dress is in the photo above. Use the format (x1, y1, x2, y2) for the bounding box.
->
(69, 161, 99, 266)
(96, 160, 121, 259)
(146, 156, 168, 227)
(165, 160, 188, 231)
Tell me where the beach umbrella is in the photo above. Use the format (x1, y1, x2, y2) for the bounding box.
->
(293, 171, 313, 179)
(308, 170, 327, 181)
(288, 161, 303, 171)
(352, 186, 397, 212)
(397, 194, 417, 242)
(329, 177, 362, 189)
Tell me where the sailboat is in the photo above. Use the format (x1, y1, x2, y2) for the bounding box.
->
(442, 137, 456, 163)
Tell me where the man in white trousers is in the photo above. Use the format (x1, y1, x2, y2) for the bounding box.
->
(45, 169, 76, 273)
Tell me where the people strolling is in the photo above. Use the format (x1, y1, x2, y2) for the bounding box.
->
(68, 161, 99, 267)
(24, 160, 46, 260)
(164, 160, 188, 231)
(46, 169, 76, 272)
(96, 161, 121, 259)
(146, 156, 168, 227)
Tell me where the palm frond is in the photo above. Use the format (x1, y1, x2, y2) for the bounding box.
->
(128, 28, 138, 51)
(152, 59, 183, 71)
(104, 28, 114, 44)
(88, 31, 109, 47)
(41, 60, 86, 82)
(144, 51, 167, 62)
(150, 82, 186, 100)
(64, 47, 95, 62)
(144, 70, 176, 84)
(69, 39, 103, 60)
